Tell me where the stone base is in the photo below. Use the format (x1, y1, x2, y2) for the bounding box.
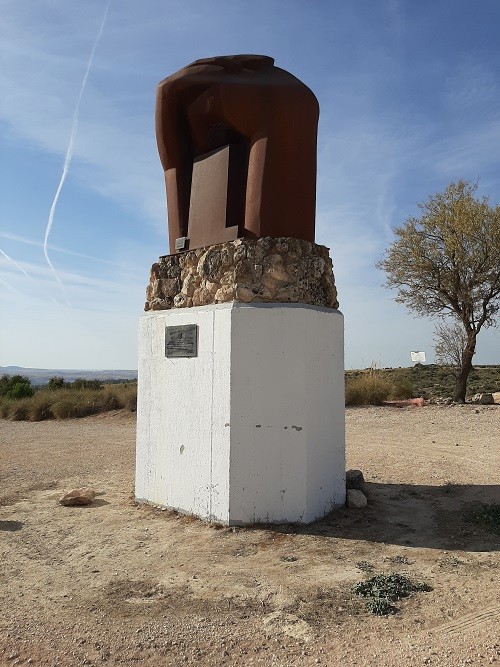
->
(145, 237, 338, 311)
(135, 302, 345, 525)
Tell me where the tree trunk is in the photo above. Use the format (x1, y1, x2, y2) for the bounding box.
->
(453, 333, 476, 402)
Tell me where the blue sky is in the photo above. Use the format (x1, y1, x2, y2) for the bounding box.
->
(1, 0, 499, 370)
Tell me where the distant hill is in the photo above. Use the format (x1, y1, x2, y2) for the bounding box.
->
(0, 366, 137, 386)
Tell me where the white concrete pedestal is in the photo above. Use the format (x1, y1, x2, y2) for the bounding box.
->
(135, 302, 345, 524)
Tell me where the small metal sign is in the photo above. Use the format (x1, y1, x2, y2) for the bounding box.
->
(165, 324, 198, 358)
(175, 236, 188, 251)
(410, 351, 426, 363)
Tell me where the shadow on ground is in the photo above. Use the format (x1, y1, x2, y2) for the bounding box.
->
(270, 482, 500, 552)
(0, 520, 24, 531)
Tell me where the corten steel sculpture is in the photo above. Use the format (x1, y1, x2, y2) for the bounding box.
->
(156, 55, 319, 254)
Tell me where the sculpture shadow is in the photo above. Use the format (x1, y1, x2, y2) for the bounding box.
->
(277, 482, 500, 552)
(82, 498, 110, 509)
(0, 520, 24, 532)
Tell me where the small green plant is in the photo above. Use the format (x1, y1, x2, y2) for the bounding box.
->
(353, 573, 431, 616)
(365, 597, 396, 616)
(464, 503, 500, 534)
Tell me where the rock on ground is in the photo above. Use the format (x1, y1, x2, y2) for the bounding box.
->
(471, 393, 494, 405)
(59, 487, 96, 506)
(346, 469, 365, 494)
(346, 488, 368, 508)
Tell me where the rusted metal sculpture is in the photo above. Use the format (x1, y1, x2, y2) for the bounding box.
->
(156, 55, 319, 254)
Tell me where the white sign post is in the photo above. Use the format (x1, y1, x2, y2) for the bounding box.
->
(410, 351, 426, 363)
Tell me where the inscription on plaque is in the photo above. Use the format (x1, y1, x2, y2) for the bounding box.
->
(175, 236, 188, 251)
(165, 324, 198, 358)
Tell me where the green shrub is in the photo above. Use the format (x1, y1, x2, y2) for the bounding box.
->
(1, 374, 35, 400)
(353, 573, 431, 616)
(6, 381, 35, 400)
(47, 376, 66, 390)
(1, 374, 31, 396)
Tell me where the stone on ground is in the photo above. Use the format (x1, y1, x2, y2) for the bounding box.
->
(346, 489, 368, 509)
(346, 469, 365, 493)
(59, 487, 96, 506)
(471, 393, 494, 405)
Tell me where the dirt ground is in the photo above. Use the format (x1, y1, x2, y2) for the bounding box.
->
(1, 405, 499, 667)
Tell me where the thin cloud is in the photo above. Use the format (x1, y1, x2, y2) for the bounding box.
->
(0, 231, 140, 270)
(425, 119, 500, 179)
(0, 247, 59, 304)
(0, 276, 22, 296)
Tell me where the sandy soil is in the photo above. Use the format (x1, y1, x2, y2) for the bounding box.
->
(1, 405, 499, 667)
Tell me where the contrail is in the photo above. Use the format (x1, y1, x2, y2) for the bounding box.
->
(0, 247, 59, 304)
(43, 0, 111, 305)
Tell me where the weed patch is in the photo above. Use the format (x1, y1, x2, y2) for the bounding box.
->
(356, 561, 375, 573)
(353, 573, 432, 616)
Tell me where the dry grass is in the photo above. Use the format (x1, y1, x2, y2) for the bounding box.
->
(0, 383, 137, 421)
(345, 364, 500, 400)
(345, 367, 415, 406)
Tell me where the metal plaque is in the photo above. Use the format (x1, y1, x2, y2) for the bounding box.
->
(175, 236, 188, 251)
(165, 324, 198, 358)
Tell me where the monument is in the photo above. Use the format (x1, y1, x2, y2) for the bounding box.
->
(135, 55, 345, 524)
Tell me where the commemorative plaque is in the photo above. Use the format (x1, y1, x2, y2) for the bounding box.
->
(165, 324, 198, 358)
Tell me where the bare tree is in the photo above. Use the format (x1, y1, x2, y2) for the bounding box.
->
(433, 320, 468, 371)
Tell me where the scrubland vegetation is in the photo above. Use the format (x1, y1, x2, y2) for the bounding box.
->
(0, 375, 137, 421)
(345, 363, 500, 406)
(344, 366, 414, 406)
(1, 363, 499, 419)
